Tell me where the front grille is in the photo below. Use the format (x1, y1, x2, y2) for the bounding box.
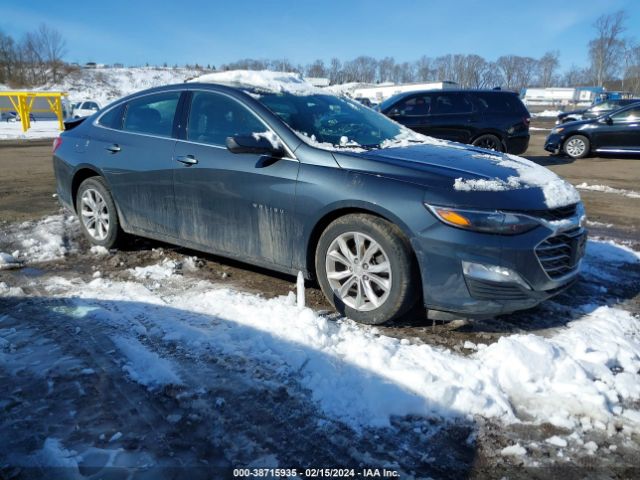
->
(522, 204, 578, 221)
(536, 227, 586, 280)
(466, 278, 530, 301)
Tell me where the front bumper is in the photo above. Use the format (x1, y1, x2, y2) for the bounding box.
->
(544, 133, 564, 155)
(412, 208, 587, 316)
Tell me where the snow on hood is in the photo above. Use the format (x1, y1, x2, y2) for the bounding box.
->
(454, 152, 580, 209)
(188, 69, 323, 95)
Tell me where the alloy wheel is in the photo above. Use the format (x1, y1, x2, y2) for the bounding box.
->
(325, 232, 392, 312)
(80, 188, 110, 241)
(565, 137, 586, 157)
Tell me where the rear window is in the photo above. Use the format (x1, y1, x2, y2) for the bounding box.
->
(473, 92, 527, 114)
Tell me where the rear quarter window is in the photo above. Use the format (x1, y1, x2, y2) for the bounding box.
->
(473, 93, 527, 115)
(122, 92, 181, 137)
(97, 104, 125, 129)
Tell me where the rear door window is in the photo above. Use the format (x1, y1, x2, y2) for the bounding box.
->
(186, 91, 265, 146)
(431, 93, 473, 114)
(122, 92, 181, 137)
(394, 95, 432, 116)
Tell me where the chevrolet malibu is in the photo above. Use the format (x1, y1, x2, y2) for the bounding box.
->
(53, 72, 587, 325)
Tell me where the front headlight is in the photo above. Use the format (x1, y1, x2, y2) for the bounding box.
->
(426, 204, 540, 235)
(551, 126, 564, 134)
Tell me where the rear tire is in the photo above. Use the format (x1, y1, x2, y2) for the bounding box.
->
(76, 177, 123, 249)
(315, 214, 420, 325)
(472, 134, 504, 152)
(563, 134, 590, 159)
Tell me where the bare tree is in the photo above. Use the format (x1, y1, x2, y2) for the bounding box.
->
(588, 10, 627, 86)
(414, 55, 433, 82)
(36, 24, 67, 82)
(328, 57, 343, 84)
(496, 55, 538, 91)
(0, 31, 18, 84)
(378, 56, 395, 83)
(342, 56, 378, 83)
(305, 59, 326, 78)
(562, 65, 589, 87)
(538, 51, 560, 87)
(622, 42, 640, 95)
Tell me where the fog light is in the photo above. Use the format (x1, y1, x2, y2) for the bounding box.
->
(462, 261, 531, 290)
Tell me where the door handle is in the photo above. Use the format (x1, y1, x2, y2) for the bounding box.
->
(176, 154, 198, 166)
(105, 144, 121, 153)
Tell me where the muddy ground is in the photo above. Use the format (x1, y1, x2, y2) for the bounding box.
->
(1, 123, 640, 478)
(1, 121, 639, 366)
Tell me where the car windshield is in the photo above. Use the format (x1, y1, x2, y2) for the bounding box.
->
(256, 92, 406, 148)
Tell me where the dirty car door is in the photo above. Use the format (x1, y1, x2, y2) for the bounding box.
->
(93, 91, 181, 237)
(172, 90, 300, 268)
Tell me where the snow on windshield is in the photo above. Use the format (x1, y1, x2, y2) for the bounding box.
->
(454, 152, 580, 208)
(188, 69, 324, 95)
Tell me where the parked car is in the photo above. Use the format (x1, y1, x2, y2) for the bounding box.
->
(2, 111, 36, 122)
(53, 79, 585, 325)
(73, 100, 101, 118)
(556, 99, 640, 124)
(545, 103, 640, 159)
(377, 89, 531, 154)
(354, 97, 373, 108)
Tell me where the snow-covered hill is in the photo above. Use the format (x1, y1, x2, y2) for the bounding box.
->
(38, 66, 209, 105)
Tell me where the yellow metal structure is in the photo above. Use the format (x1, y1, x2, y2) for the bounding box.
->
(0, 91, 68, 132)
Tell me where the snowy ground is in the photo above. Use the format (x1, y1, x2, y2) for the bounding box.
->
(1, 214, 639, 478)
(0, 121, 61, 140)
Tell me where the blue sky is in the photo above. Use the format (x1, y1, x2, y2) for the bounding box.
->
(3, 0, 640, 70)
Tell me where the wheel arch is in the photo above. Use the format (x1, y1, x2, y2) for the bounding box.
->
(470, 130, 507, 151)
(71, 166, 102, 212)
(304, 203, 417, 282)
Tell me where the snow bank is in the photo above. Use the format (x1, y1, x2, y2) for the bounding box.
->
(46, 237, 640, 435)
(576, 183, 640, 199)
(1, 215, 80, 264)
(189, 69, 322, 95)
(0, 252, 21, 269)
(0, 120, 61, 140)
(454, 153, 580, 208)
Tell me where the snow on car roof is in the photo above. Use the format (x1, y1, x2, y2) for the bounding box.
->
(187, 69, 324, 95)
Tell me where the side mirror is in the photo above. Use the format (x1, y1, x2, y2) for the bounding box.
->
(226, 134, 285, 157)
(600, 115, 613, 125)
(387, 108, 401, 117)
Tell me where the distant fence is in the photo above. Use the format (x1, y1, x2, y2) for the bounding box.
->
(0, 92, 68, 132)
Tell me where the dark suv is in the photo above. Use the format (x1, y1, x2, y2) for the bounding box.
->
(378, 90, 530, 154)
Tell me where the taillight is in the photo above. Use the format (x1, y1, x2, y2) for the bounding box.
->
(52, 137, 62, 153)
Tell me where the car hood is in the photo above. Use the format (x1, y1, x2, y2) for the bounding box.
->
(332, 142, 580, 211)
(558, 109, 586, 117)
(557, 118, 597, 129)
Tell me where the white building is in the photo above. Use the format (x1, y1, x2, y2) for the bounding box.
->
(351, 81, 458, 103)
(522, 87, 603, 108)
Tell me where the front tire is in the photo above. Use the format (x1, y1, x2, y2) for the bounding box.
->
(472, 134, 504, 152)
(315, 214, 419, 325)
(76, 176, 122, 249)
(563, 134, 590, 159)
